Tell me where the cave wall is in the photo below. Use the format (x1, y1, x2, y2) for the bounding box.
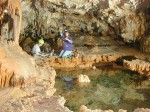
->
(0, 0, 22, 43)
(20, 0, 150, 44)
(0, 0, 41, 87)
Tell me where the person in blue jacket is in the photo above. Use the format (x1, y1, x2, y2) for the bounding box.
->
(59, 30, 73, 58)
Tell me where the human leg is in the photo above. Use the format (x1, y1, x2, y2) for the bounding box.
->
(61, 51, 72, 58)
(59, 50, 65, 58)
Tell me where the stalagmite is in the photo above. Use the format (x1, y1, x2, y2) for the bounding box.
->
(0, 0, 50, 87)
(0, 0, 150, 112)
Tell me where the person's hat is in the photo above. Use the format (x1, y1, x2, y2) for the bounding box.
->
(38, 39, 44, 45)
(65, 30, 69, 32)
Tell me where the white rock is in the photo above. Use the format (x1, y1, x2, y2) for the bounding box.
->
(78, 74, 90, 83)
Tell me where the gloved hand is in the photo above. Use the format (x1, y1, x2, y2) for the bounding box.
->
(59, 31, 63, 36)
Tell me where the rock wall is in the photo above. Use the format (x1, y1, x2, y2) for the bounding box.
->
(20, 0, 150, 46)
(0, 0, 46, 87)
(46, 53, 121, 68)
(0, 0, 22, 43)
(79, 105, 150, 112)
(140, 35, 150, 53)
(123, 59, 150, 76)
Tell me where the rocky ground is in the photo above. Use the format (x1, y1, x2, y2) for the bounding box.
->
(0, 0, 150, 112)
(80, 105, 150, 112)
(0, 60, 150, 112)
(41, 35, 150, 78)
(0, 64, 72, 112)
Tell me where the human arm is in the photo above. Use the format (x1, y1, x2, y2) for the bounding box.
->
(65, 37, 73, 44)
(59, 32, 65, 38)
(39, 53, 48, 57)
(34, 46, 47, 56)
(59, 30, 73, 43)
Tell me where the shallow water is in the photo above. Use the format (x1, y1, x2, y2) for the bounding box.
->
(54, 68, 150, 112)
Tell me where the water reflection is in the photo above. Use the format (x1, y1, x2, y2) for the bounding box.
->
(55, 68, 150, 112)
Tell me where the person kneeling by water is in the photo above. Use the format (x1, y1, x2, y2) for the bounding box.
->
(32, 38, 47, 59)
(59, 30, 73, 58)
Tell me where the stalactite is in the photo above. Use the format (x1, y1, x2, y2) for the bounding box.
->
(0, 0, 39, 88)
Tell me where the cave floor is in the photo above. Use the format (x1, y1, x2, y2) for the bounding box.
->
(43, 36, 150, 70)
(81, 37, 148, 59)
(0, 37, 149, 112)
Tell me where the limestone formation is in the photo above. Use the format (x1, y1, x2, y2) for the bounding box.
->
(79, 105, 114, 112)
(0, 0, 150, 112)
(0, 0, 22, 43)
(134, 108, 150, 112)
(78, 74, 90, 83)
(0, 2, 72, 112)
(84, 35, 99, 46)
(0, 64, 73, 112)
(46, 53, 121, 68)
(0, 0, 55, 88)
(123, 59, 150, 76)
(0, 0, 42, 87)
(20, 0, 150, 53)
(140, 35, 150, 53)
(79, 105, 150, 112)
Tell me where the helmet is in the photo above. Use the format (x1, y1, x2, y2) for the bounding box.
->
(38, 39, 44, 45)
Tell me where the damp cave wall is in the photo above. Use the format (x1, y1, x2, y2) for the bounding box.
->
(0, 0, 39, 87)
(0, 0, 150, 87)
(20, 0, 150, 53)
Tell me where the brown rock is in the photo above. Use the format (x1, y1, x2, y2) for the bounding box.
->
(123, 59, 150, 76)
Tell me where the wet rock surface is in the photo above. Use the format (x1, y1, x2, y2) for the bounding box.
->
(0, 0, 150, 112)
(41, 37, 150, 78)
(55, 68, 150, 112)
(20, 0, 150, 53)
(0, 0, 38, 87)
(0, 0, 72, 111)
(0, 68, 72, 112)
(141, 35, 150, 53)
(123, 59, 150, 76)
(79, 105, 150, 112)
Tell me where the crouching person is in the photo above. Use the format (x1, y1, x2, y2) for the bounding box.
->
(59, 30, 73, 58)
(32, 38, 46, 59)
